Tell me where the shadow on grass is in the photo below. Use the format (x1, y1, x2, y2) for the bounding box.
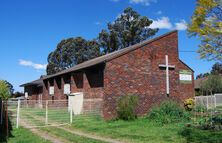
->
(179, 126, 222, 143)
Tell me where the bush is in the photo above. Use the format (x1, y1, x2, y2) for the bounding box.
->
(184, 98, 194, 111)
(117, 95, 138, 120)
(197, 114, 222, 131)
(148, 100, 190, 124)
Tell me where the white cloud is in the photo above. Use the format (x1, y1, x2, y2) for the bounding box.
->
(19, 59, 47, 70)
(149, 17, 187, 31)
(156, 10, 162, 15)
(150, 17, 173, 29)
(175, 20, 187, 30)
(129, 0, 157, 6)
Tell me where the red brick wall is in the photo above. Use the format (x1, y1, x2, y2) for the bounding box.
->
(103, 31, 194, 119)
(70, 71, 104, 99)
(40, 70, 104, 114)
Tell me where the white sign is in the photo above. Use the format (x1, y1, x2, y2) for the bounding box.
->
(49, 86, 54, 95)
(179, 70, 192, 83)
(25, 92, 28, 98)
(69, 92, 83, 115)
(179, 74, 192, 81)
(64, 84, 71, 95)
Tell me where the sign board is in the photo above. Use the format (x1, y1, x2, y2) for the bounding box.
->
(69, 92, 83, 115)
(25, 92, 28, 98)
(49, 86, 54, 95)
(64, 84, 71, 95)
(179, 70, 192, 83)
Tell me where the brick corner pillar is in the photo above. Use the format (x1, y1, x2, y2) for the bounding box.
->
(54, 77, 63, 100)
(43, 80, 49, 100)
(61, 76, 67, 100)
(83, 72, 91, 99)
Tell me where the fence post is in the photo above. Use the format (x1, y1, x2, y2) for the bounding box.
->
(70, 102, 73, 124)
(1, 100, 3, 125)
(45, 100, 48, 125)
(207, 96, 209, 110)
(16, 100, 20, 128)
(214, 95, 217, 109)
(5, 100, 8, 138)
(194, 97, 196, 123)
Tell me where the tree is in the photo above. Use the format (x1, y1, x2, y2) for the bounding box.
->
(0, 81, 10, 100)
(47, 37, 100, 75)
(98, 7, 158, 54)
(211, 62, 222, 74)
(200, 74, 222, 95)
(196, 73, 210, 79)
(188, 0, 222, 61)
(196, 62, 222, 79)
(3, 81, 14, 95)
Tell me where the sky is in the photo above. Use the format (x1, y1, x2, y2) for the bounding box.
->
(0, 0, 215, 92)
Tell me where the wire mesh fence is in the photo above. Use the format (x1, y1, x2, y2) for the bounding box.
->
(6, 101, 18, 128)
(195, 95, 216, 110)
(2, 98, 103, 129)
(194, 94, 222, 125)
(194, 94, 222, 109)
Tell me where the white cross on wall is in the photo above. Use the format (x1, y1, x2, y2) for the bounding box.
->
(159, 55, 175, 96)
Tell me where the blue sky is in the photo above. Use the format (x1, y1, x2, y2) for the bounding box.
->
(0, 0, 215, 92)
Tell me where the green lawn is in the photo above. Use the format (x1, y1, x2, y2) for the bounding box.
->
(70, 116, 186, 143)
(7, 127, 51, 143)
(180, 126, 222, 143)
(70, 116, 222, 143)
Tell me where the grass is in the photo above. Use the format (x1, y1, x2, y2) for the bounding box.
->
(70, 116, 187, 143)
(7, 127, 51, 143)
(180, 126, 222, 143)
(70, 115, 222, 143)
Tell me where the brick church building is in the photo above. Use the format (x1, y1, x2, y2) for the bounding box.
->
(21, 30, 195, 119)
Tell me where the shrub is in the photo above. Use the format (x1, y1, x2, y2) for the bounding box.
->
(148, 100, 190, 124)
(197, 114, 222, 131)
(117, 94, 138, 120)
(184, 98, 194, 111)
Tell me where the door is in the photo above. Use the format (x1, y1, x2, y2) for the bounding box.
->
(68, 92, 83, 115)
